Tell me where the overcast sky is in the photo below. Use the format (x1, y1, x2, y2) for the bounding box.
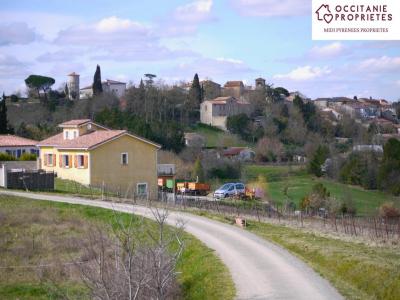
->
(1, 0, 400, 101)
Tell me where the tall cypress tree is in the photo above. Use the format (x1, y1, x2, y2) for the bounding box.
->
(189, 73, 202, 108)
(64, 83, 69, 99)
(0, 93, 9, 134)
(92, 65, 103, 96)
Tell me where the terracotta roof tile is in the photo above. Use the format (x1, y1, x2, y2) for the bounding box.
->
(37, 130, 126, 149)
(0, 135, 38, 147)
(59, 119, 91, 126)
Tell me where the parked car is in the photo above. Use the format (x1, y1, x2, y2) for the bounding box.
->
(213, 182, 245, 199)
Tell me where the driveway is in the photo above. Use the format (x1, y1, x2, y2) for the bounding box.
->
(0, 190, 343, 300)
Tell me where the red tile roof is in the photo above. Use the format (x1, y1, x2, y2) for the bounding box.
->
(0, 135, 38, 147)
(223, 147, 246, 156)
(38, 130, 127, 149)
(59, 119, 91, 127)
(103, 79, 126, 85)
(206, 96, 235, 104)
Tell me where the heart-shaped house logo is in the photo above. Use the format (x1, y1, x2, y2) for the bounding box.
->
(316, 4, 334, 24)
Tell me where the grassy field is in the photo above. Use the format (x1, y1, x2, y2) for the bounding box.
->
(193, 211, 400, 300)
(244, 164, 399, 216)
(247, 222, 400, 300)
(0, 195, 235, 300)
(189, 124, 249, 148)
(54, 178, 105, 197)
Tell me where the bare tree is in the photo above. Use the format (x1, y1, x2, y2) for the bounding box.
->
(40, 205, 184, 300)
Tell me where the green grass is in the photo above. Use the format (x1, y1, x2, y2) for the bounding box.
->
(244, 165, 399, 216)
(189, 124, 250, 148)
(246, 221, 400, 300)
(190, 211, 400, 300)
(0, 195, 235, 300)
(54, 178, 104, 196)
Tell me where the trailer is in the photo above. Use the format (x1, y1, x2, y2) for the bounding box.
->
(187, 182, 211, 196)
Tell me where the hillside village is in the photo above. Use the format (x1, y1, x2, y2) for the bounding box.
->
(1, 65, 399, 203)
(2, 2, 400, 299)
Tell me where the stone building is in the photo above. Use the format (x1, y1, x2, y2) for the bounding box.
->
(67, 72, 80, 100)
(200, 96, 251, 131)
(222, 81, 245, 99)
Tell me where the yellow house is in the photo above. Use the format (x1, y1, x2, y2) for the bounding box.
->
(37, 119, 161, 199)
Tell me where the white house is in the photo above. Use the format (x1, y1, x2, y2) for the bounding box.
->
(0, 135, 39, 158)
(80, 79, 127, 99)
(200, 96, 251, 131)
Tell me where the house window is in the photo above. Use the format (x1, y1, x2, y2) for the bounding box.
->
(62, 155, 70, 168)
(46, 154, 54, 166)
(77, 155, 85, 168)
(121, 153, 128, 165)
(73, 131, 77, 139)
(137, 183, 148, 196)
(65, 131, 69, 139)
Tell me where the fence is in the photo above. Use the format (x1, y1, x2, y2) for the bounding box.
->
(153, 192, 400, 243)
(6, 170, 55, 191)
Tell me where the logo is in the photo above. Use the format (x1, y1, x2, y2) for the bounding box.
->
(315, 4, 333, 24)
(312, 0, 400, 40)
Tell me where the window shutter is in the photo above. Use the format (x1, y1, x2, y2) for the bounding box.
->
(59, 154, 62, 167)
(52, 154, 56, 166)
(43, 154, 47, 166)
(69, 155, 73, 168)
(74, 155, 77, 168)
(84, 155, 88, 169)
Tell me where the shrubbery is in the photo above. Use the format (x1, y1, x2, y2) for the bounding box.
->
(0, 152, 37, 161)
(339, 152, 380, 189)
(307, 145, 329, 177)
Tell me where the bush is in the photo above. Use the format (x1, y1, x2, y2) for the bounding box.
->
(379, 202, 400, 218)
(255, 137, 284, 162)
(227, 114, 251, 140)
(208, 163, 241, 180)
(339, 152, 379, 189)
(307, 145, 329, 177)
(378, 138, 400, 195)
(19, 153, 37, 161)
(0, 153, 16, 161)
(10, 94, 19, 102)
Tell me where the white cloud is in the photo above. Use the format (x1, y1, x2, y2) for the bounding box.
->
(0, 22, 39, 46)
(216, 57, 244, 64)
(1, 11, 81, 40)
(231, 0, 309, 17)
(0, 54, 30, 78)
(359, 56, 400, 72)
(55, 16, 151, 45)
(160, 0, 215, 36)
(53, 16, 196, 62)
(95, 16, 148, 33)
(309, 42, 346, 59)
(36, 49, 84, 62)
(274, 66, 331, 81)
(173, 0, 213, 23)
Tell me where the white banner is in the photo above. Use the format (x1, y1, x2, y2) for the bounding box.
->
(312, 0, 400, 40)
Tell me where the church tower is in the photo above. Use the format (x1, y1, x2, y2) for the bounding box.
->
(255, 78, 266, 90)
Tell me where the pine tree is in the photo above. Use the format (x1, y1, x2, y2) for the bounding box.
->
(0, 93, 9, 134)
(92, 65, 103, 96)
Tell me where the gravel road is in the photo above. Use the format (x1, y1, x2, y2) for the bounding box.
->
(0, 190, 343, 300)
